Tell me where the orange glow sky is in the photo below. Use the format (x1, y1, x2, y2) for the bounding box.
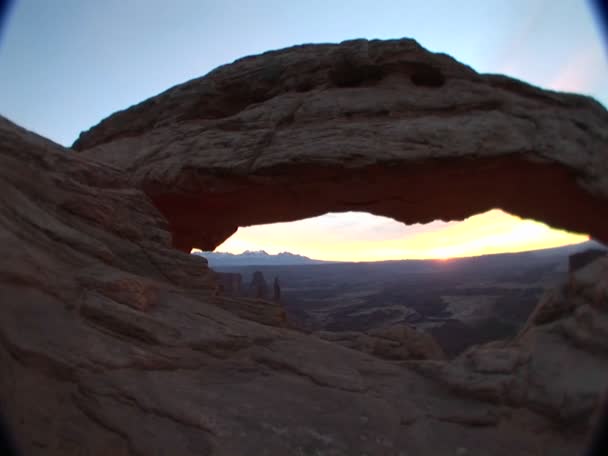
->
(208, 210, 589, 262)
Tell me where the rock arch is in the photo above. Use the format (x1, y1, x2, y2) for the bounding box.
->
(73, 39, 608, 252)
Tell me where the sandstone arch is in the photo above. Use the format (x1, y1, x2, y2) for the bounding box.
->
(3, 39, 608, 456)
(73, 39, 608, 252)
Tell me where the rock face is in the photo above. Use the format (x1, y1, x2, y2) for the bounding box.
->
(317, 324, 446, 361)
(410, 254, 608, 429)
(0, 114, 596, 456)
(73, 38, 608, 252)
(273, 276, 281, 302)
(247, 270, 269, 299)
(2, 37, 608, 455)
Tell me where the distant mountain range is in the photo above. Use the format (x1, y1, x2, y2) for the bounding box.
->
(192, 250, 329, 267)
(193, 240, 606, 268)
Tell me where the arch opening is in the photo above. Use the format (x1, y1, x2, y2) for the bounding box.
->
(207, 209, 589, 263)
(192, 210, 601, 359)
(151, 156, 608, 254)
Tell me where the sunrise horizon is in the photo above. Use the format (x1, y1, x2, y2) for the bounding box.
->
(194, 238, 592, 263)
(193, 209, 592, 263)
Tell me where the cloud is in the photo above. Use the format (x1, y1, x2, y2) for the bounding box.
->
(494, 0, 552, 75)
(547, 48, 604, 94)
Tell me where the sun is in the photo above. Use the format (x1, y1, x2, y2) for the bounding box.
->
(430, 247, 455, 261)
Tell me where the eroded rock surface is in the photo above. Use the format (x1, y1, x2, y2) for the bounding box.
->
(2, 37, 608, 455)
(0, 114, 593, 455)
(410, 254, 608, 429)
(73, 38, 608, 251)
(317, 323, 446, 361)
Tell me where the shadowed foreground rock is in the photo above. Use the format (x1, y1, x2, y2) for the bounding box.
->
(2, 37, 608, 455)
(410, 255, 608, 429)
(73, 38, 608, 252)
(0, 112, 593, 456)
(317, 324, 447, 361)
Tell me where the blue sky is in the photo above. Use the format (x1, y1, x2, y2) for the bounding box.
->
(1, 0, 606, 146)
(0, 1, 606, 259)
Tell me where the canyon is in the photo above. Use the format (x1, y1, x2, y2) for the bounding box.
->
(213, 242, 606, 357)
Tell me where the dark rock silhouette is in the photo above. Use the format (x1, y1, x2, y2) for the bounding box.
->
(215, 271, 243, 296)
(247, 271, 269, 299)
(570, 249, 607, 273)
(273, 276, 281, 302)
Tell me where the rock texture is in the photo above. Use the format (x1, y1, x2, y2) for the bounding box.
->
(0, 114, 593, 455)
(317, 323, 446, 361)
(3, 38, 608, 455)
(73, 38, 608, 252)
(410, 254, 608, 429)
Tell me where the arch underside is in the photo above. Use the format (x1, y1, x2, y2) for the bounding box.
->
(72, 39, 608, 252)
(150, 156, 606, 252)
